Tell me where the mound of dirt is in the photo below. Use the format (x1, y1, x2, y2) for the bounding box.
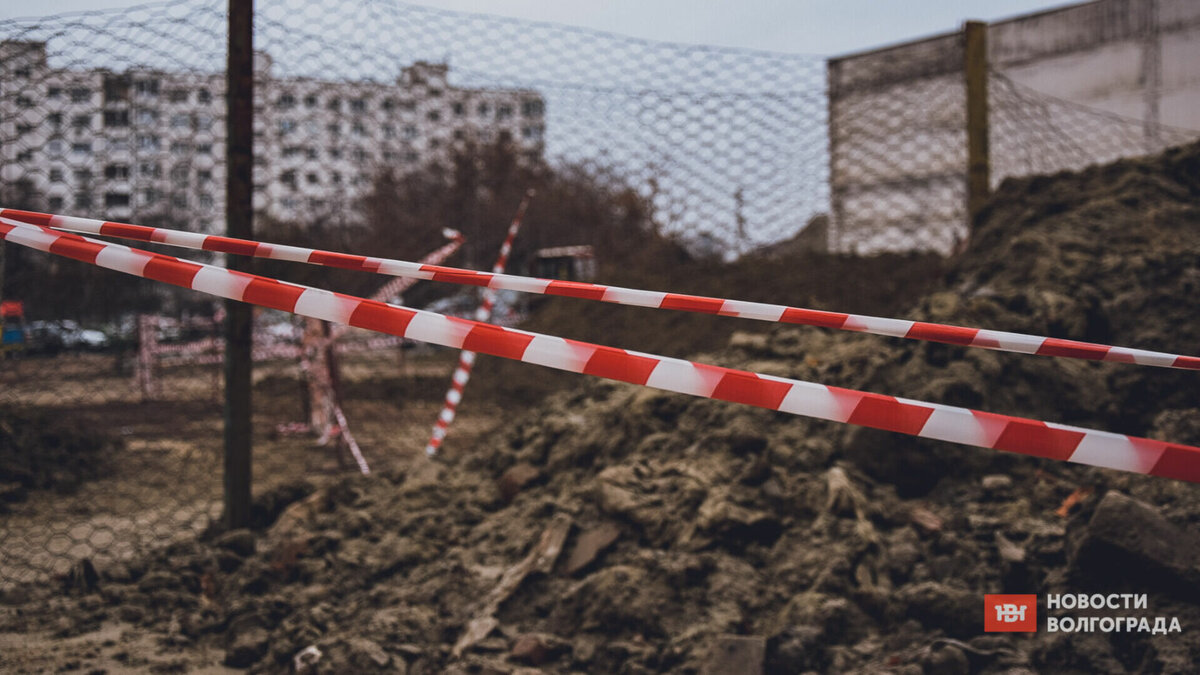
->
(0, 407, 117, 503)
(6, 142, 1200, 674)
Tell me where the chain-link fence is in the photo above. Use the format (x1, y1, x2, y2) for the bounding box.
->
(2, 0, 1199, 589)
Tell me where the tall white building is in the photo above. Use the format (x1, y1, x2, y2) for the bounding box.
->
(0, 40, 545, 232)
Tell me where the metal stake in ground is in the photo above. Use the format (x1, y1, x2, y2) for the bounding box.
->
(425, 190, 533, 457)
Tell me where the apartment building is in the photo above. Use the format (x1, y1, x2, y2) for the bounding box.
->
(0, 40, 545, 232)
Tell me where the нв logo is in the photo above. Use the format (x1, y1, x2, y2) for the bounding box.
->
(985, 594, 1037, 632)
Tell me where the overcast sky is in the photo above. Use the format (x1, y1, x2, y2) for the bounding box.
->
(0, 0, 1072, 55)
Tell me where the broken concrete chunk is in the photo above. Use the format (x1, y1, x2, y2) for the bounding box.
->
(700, 634, 766, 675)
(565, 522, 621, 575)
(1071, 490, 1200, 595)
(348, 637, 392, 669)
(216, 529, 256, 558)
(498, 462, 542, 502)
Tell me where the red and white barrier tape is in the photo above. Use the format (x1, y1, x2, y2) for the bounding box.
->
(4, 207, 1195, 371)
(328, 228, 464, 343)
(4, 217, 1199, 484)
(426, 191, 532, 456)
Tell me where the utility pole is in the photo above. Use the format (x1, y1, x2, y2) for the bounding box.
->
(224, 0, 254, 529)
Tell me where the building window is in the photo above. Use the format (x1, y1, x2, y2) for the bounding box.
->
(48, 87, 62, 98)
(196, 143, 212, 155)
(497, 105, 513, 120)
(477, 102, 490, 117)
(327, 97, 340, 112)
(352, 148, 367, 163)
(195, 115, 213, 131)
(281, 170, 297, 190)
(17, 150, 34, 162)
(136, 109, 159, 125)
(16, 123, 34, 135)
(404, 151, 418, 163)
(71, 114, 91, 129)
(135, 79, 160, 97)
(104, 164, 130, 180)
(306, 172, 319, 185)
(168, 89, 189, 103)
(47, 140, 64, 156)
(170, 114, 190, 129)
(326, 123, 340, 137)
(172, 193, 187, 209)
(278, 119, 297, 135)
(104, 192, 131, 207)
(331, 172, 342, 184)
(283, 146, 303, 158)
(328, 147, 342, 160)
(73, 169, 93, 182)
(74, 193, 93, 210)
(427, 110, 440, 122)
(276, 93, 296, 110)
(522, 99, 544, 117)
(199, 194, 214, 210)
(428, 88, 442, 98)
(402, 125, 417, 140)
(48, 196, 64, 211)
(48, 113, 63, 127)
(522, 125, 543, 140)
(170, 165, 189, 185)
(350, 98, 366, 113)
(139, 162, 161, 178)
(304, 94, 317, 108)
(50, 169, 64, 182)
(140, 188, 160, 205)
(352, 121, 366, 136)
(383, 124, 395, 139)
(170, 141, 192, 155)
(71, 142, 92, 155)
(197, 169, 213, 182)
(197, 88, 212, 104)
(69, 88, 90, 103)
(400, 99, 416, 112)
(15, 95, 33, 108)
(452, 102, 465, 116)
(382, 98, 395, 111)
(306, 147, 318, 160)
(104, 110, 130, 128)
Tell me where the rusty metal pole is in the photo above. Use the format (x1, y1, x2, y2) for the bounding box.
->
(964, 20, 990, 233)
(224, 0, 254, 529)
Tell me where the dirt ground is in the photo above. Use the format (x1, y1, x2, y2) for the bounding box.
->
(3, 142, 1200, 673)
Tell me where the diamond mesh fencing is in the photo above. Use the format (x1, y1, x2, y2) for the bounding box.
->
(2, 0, 1199, 589)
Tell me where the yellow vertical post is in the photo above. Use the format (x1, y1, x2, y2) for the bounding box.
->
(964, 20, 990, 233)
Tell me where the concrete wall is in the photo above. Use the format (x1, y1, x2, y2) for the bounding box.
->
(828, 0, 1200, 255)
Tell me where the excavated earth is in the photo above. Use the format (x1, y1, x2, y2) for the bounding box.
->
(3, 142, 1200, 674)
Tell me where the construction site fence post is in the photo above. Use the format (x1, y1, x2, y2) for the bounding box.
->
(965, 20, 991, 231)
(223, 0, 254, 530)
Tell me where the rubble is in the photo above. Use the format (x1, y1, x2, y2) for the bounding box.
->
(4, 143, 1200, 673)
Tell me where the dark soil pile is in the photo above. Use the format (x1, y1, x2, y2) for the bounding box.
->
(0, 406, 117, 504)
(6, 142, 1200, 674)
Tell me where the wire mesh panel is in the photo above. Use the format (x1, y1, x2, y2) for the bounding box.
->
(3, 0, 1200, 591)
(990, 71, 1200, 185)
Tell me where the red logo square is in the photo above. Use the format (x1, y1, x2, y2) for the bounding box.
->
(985, 594, 1037, 632)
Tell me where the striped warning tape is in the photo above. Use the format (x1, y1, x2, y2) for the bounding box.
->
(5, 207, 1196, 371)
(3, 217, 1198, 483)
(425, 190, 533, 456)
